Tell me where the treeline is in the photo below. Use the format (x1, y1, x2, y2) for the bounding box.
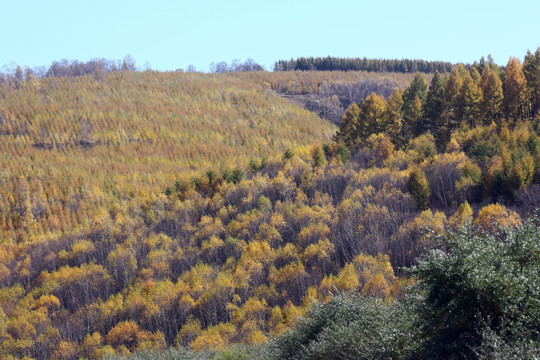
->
(0, 55, 139, 85)
(0, 57, 269, 87)
(209, 59, 265, 73)
(275, 56, 455, 73)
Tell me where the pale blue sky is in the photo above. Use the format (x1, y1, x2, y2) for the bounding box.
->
(2, 0, 540, 72)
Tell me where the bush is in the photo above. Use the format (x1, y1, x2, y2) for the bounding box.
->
(268, 293, 420, 360)
(103, 344, 267, 360)
(410, 216, 540, 359)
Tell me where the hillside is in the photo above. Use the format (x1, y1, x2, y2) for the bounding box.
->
(233, 70, 422, 124)
(0, 71, 336, 243)
(1, 48, 540, 360)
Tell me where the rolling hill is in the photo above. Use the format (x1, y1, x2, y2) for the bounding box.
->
(0, 71, 337, 242)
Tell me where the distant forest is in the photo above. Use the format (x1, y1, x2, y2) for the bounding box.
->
(1, 55, 459, 85)
(274, 56, 457, 73)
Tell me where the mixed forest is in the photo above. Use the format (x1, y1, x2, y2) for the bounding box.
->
(0, 50, 539, 360)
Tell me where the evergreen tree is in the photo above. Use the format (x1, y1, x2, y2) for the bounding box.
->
(523, 47, 540, 117)
(360, 92, 387, 136)
(457, 72, 482, 128)
(360, 93, 386, 133)
(479, 66, 503, 125)
(503, 58, 527, 125)
(437, 66, 465, 147)
(469, 67, 481, 85)
(311, 145, 327, 169)
(384, 89, 405, 147)
(409, 96, 424, 137)
(424, 71, 446, 134)
(403, 74, 428, 137)
(334, 103, 361, 147)
(334, 93, 387, 147)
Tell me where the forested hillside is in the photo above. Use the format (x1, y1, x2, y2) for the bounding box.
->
(1, 49, 540, 360)
(0, 70, 336, 244)
(238, 70, 420, 124)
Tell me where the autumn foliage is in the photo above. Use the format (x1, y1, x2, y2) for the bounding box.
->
(1, 49, 540, 359)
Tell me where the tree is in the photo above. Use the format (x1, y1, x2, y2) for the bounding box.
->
(120, 54, 137, 71)
(523, 47, 540, 117)
(424, 152, 481, 208)
(437, 66, 465, 147)
(474, 203, 521, 234)
(423, 71, 446, 134)
(408, 166, 430, 210)
(503, 58, 527, 124)
(334, 102, 361, 147)
(448, 201, 473, 229)
(335, 93, 387, 147)
(359, 92, 387, 138)
(456, 72, 482, 128)
(384, 89, 405, 147)
(499, 145, 535, 197)
(409, 96, 424, 137)
(311, 145, 327, 169)
(175, 317, 202, 348)
(269, 293, 419, 360)
(106, 320, 148, 350)
(190, 322, 235, 351)
(402, 73, 428, 136)
(51, 341, 78, 360)
(479, 66, 503, 125)
(106, 246, 138, 289)
(80, 332, 103, 360)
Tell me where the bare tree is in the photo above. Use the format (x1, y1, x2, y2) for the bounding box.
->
(121, 54, 137, 71)
(215, 61, 229, 73)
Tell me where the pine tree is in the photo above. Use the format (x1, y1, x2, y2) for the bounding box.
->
(437, 66, 464, 147)
(469, 67, 481, 84)
(360, 92, 387, 136)
(311, 145, 327, 169)
(403, 74, 428, 136)
(335, 93, 387, 146)
(424, 71, 446, 134)
(334, 103, 361, 147)
(523, 47, 540, 117)
(384, 89, 405, 147)
(479, 67, 503, 125)
(457, 72, 482, 128)
(503, 57, 527, 125)
(408, 96, 424, 137)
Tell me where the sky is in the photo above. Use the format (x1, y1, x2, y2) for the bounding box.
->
(2, 0, 540, 72)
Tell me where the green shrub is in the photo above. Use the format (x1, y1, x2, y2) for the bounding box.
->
(410, 217, 540, 359)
